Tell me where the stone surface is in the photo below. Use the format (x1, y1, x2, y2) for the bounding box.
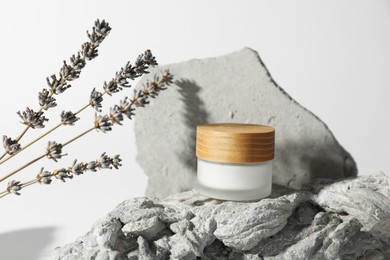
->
(55, 173, 390, 260)
(134, 48, 357, 198)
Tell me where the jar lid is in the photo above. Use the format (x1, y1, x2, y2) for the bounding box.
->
(196, 123, 275, 163)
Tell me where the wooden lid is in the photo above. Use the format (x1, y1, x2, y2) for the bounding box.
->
(196, 123, 275, 163)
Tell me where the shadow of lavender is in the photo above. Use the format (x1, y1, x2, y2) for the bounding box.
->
(175, 79, 210, 172)
(0, 227, 56, 260)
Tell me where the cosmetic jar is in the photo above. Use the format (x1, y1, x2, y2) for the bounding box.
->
(196, 123, 275, 201)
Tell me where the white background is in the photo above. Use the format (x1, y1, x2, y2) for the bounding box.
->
(0, 1, 389, 259)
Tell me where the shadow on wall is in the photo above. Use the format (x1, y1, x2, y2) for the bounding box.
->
(175, 79, 210, 172)
(0, 227, 56, 260)
(276, 140, 358, 189)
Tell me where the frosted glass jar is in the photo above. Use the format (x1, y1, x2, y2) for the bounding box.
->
(196, 123, 275, 201)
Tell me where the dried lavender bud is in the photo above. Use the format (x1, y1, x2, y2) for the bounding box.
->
(142, 81, 158, 98)
(103, 80, 120, 95)
(70, 52, 86, 70)
(151, 76, 167, 92)
(94, 19, 111, 37)
(134, 56, 149, 75)
(70, 160, 85, 175)
(60, 61, 80, 81)
(89, 88, 104, 112)
(97, 152, 112, 169)
(130, 89, 148, 107)
(121, 62, 138, 80)
(17, 107, 48, 129)
(87, 29, 103, 44)
(86, 161, 98, 172)
(111, 155, 122, 169)
(36, 168, 52, 185)
(118, 97, 135, 119)
(161, 70, 174, 85)
(54, 168, 72, 182)
(47, 74, 70, 95)
(130, 49, 158, 76)
(87, 19, 111, 45)
(108, 106, 123, 125)
(3, 135, 21, 155)
(142, 49, 158, 66)
(60, 111, 79, 125)
(81, 42, 98, 60)
(38, 89, 57, 110)
(7, 180, 22, 195)
(46, 141, 67, 162)
(94, 114, 112, 133)
(115, 69, 130, 88)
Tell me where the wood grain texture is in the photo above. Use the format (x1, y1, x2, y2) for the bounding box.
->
(196, 123, 275, 163)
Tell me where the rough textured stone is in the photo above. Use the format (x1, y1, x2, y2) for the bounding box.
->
(55, 173, 390, 260)
(134, 48, 357, 198)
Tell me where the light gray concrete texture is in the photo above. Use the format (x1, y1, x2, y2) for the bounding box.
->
(134, 48, 357, 198)
(54, 173, 390, 259)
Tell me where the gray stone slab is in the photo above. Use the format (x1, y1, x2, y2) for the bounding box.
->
(54, 173, 390, 260)
(134, 48, 357, 198)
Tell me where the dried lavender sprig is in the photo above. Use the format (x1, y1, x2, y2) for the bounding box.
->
(70, 153, 122, 175)
(131, 70, 173, 106)
(0, 70, 172, 182)
(0, 154, 122, 198)
(0, 20, 111, 162)
(0, 50, 158, 164)
(100, 49, 159, 99)
(46, 19, 111, 96)
(45, 71, 172, 154)
(9, 20, 111, 145)
(99, 70, 173, 130)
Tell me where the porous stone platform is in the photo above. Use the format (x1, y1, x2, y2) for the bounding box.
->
(55, 173, 390, 260)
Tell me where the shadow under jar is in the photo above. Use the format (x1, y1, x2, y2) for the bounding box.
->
(196, 123, 275, 201)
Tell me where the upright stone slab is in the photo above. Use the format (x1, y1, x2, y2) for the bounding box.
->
(134, 48, 357, 198)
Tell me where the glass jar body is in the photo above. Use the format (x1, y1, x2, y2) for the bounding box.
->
(196, 158, 272, 201)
